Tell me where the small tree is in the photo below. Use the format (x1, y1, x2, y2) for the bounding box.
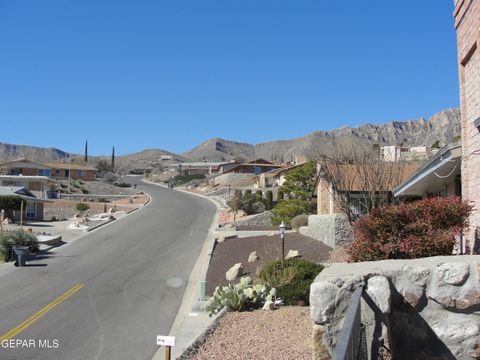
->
(0, 196, 26, 221)
(96, 160, 113, 177)
(265, 191, 273, 210)
(271, 162, 316, 225)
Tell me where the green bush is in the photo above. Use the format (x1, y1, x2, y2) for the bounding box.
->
(291, 214, 309, 231)
(0, 231, 39, 262)
(76, 203, 90, 212)
(271, 198, 313, 227)
(350, 196, 473, 262)
(252, 201, 266, 214)
(257, 259, 323, 305)
(206, 276, 276, 317)
(80, 188, 89, 194)
(265, 191, 273, 210)
(97, 198, 109, 203)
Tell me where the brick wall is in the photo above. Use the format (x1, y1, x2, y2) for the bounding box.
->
(454, 0, 480, 252)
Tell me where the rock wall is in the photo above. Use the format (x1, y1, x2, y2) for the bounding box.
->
(299, 214, 353, 248)
(213, 173, 253, 186)
(310, 256, 480, 359)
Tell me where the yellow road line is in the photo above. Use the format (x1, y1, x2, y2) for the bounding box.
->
(0, 283, 85, 341)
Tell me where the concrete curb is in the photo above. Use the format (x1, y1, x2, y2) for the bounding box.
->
(86, 218, 116, 232)
(175, 307, 230, 360)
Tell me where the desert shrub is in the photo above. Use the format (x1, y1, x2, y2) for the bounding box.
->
(227, 195, 243, 212)
(257, 259, 323, 305)
(243, 189, 252, 198)
(103, 172, 118, 183)
(234, 189, 242, 198)
(0, 231, 39, 262)
(291, 214, 309, 231)
(97, 197, 109, 203)
(117, 182, 132, 188)
(76, 203, 90, 212)
(271, 198, 313, 227)
(80, 188, 89, 194)
(349, 196, 473, 262)
(252, 201, 266, 214)
(265, 191, 273, 210)
(206, 276, 276, 317)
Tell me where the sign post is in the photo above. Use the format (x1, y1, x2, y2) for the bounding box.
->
(157, 335, 175, 360)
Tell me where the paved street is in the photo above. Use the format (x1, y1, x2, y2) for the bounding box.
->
(0, 179, 216, 360)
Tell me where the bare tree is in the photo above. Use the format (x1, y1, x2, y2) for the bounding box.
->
(312, 137, 406, 223)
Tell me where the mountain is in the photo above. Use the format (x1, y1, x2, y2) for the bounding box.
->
(0, 108, 462, 168)
(0, 143, 69, 163)
(182, 108, 461, 162)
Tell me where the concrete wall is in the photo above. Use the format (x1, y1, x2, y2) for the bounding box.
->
(299, 214, 353, 248)
(213, 173, 253, 186)
(454, 0, 480, 252)
(310, 256, 480, 359)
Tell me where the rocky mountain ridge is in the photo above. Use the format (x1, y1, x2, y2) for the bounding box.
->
(182, 108, 461, 162)
(0, 108, 461, 169)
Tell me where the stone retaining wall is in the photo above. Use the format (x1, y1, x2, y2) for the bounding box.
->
(299, 214, 353, 248)
(310, 256, 480, 359)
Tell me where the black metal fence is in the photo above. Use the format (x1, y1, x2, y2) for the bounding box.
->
(333, 286, 368, 360)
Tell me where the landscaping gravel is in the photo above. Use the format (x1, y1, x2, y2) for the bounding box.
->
(191, 307, 313, 360)
(233, 211, 273, 228)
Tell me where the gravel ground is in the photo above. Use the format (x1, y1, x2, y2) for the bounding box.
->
(192, 307, 313, 360)
(206, 233, 332, 295)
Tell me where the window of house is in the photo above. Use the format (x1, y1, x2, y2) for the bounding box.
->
(55, 169, 61, 176)
(26, 202, 36, 218)
(39, 169, 51, 176)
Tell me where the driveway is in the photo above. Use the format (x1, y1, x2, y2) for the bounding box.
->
(0, 179, 216, 360)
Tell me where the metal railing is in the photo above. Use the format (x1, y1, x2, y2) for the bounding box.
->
(333, 286, 366, 360)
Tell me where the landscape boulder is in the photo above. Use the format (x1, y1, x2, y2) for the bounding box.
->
(248, 251, 258, 263)
(285, 250, 301, 259)
(226, 263, 243, 281)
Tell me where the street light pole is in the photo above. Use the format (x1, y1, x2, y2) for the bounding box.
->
(279, 221, 286, 261)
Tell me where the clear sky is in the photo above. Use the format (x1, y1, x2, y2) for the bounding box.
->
(0, 0, 459, 156)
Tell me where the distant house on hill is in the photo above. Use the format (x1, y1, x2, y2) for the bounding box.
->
(0, 158, 96, 182)
(222, 159, 282, 175)
(254, 162, 308, 188)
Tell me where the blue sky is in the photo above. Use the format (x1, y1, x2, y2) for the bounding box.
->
(0, 1, 459, 156)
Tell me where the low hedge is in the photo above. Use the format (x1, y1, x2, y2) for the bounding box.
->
(349, 196, 473, 262)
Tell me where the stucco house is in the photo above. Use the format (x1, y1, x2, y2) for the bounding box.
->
(0, 186, 49, 221)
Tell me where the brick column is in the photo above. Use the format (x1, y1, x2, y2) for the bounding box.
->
(454, 0, 480, 252)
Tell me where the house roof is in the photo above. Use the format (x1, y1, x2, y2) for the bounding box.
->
(0, 175, 57, 184)
(0, 186, 49, 203)
(223, 162, 283, 174)
(46, 162, 96, 171)
(314, 162, 419, 194)
(0, 158, 50, 168)
(393, 142, 461, 197)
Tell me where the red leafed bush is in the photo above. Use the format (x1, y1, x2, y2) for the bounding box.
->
(349, 196, 473, 262)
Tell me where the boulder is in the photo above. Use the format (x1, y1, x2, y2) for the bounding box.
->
(226, 263, 243, 281)
(285, 250, 301, 259)
(435, 262, 470, 286)
(310, 281, 339, 325)
(395, 265, 430, 308)
(366, 276, 391, 314)
(262, 299, 275, 311)
(248, 251, 258, 263)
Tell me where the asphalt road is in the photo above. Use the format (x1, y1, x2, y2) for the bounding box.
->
(0, 179, 216, 360)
